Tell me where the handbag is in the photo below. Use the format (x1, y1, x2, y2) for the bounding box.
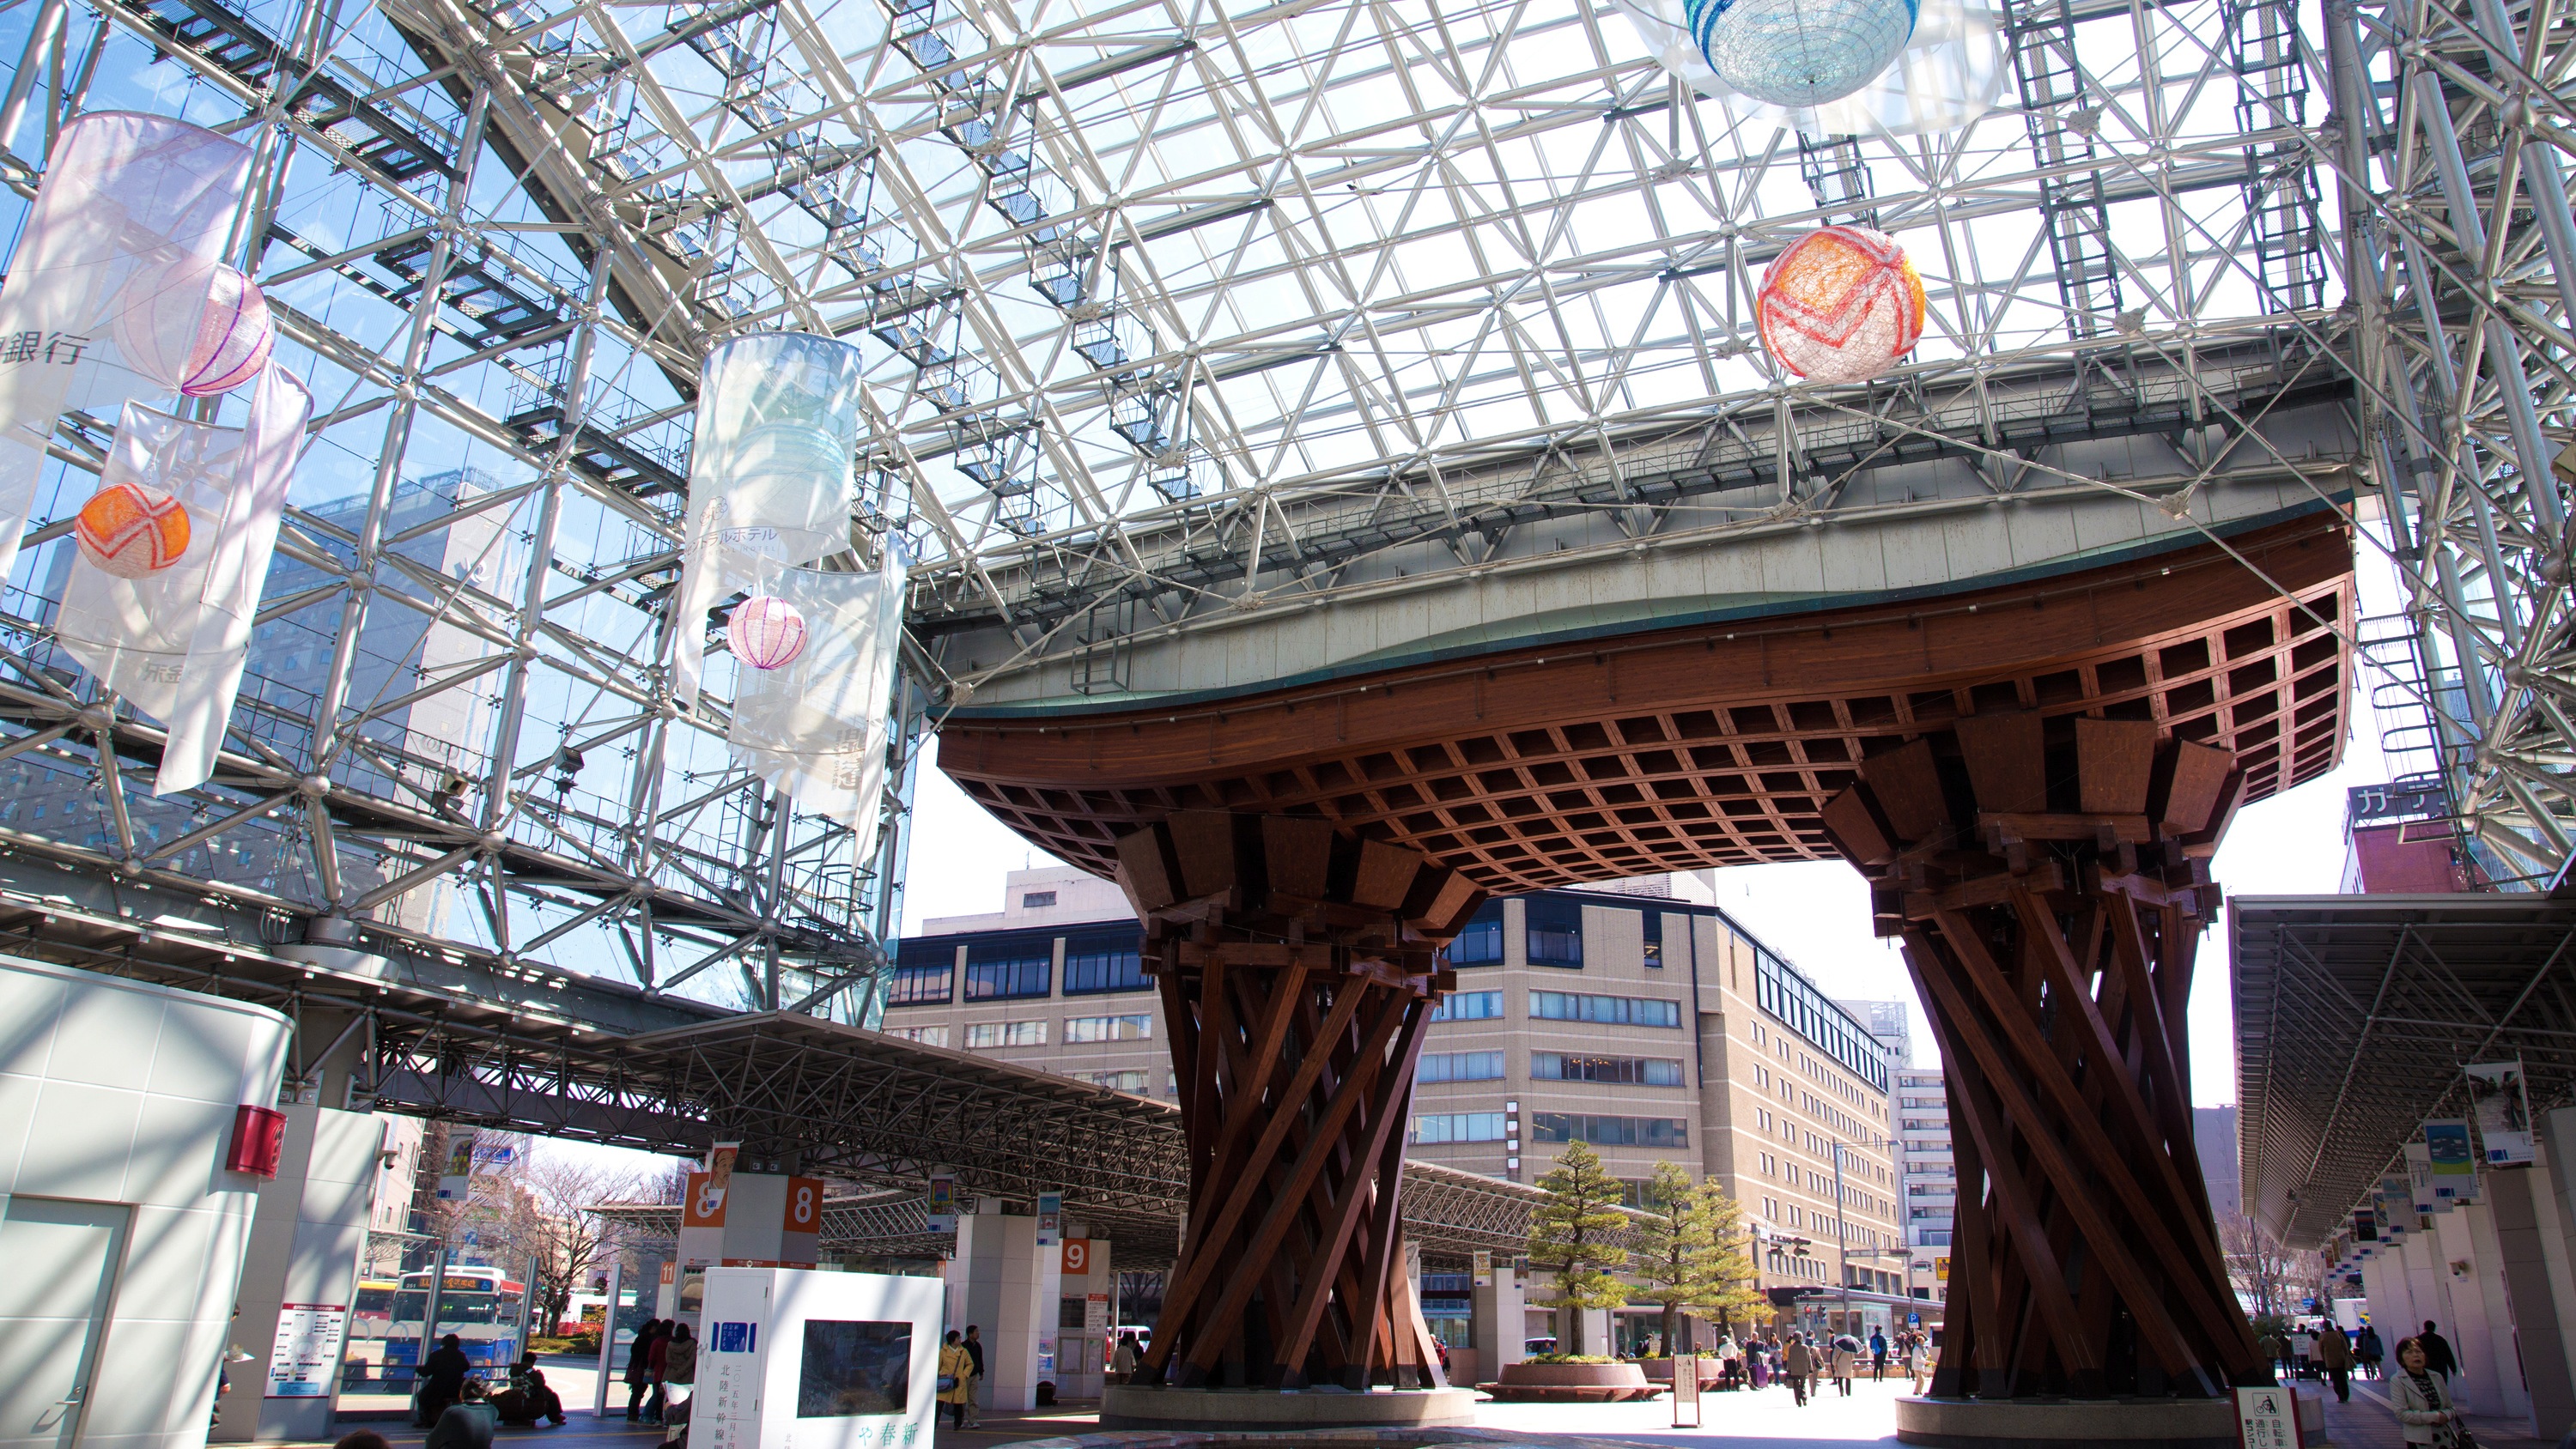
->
(938, 1375, 958, 1391)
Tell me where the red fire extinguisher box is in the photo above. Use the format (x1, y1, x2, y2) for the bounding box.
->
(226, 1103, 287, 1178)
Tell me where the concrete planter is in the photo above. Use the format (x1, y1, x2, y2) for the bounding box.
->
(1891, 1394, 2290, 1449)
(1098, 1385, 1478, 1431)
(1637, 1358, 1720, 1389)
(1479, 1361, 1662, 1403)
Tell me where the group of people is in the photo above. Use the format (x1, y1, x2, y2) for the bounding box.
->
(935, 1325, 990, 1428)
(1690, 1326, 1936, 1404)
(619, 1320, 699, 1440)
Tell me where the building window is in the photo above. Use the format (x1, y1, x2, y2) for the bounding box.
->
(1078, 1069, 1149, 1092)
(1418, 1050, 1506, 1082)
(1525, 896, 1584, 967)
(1528, 991, 1680, 1028)
(1430, 990, 1505, 1022)
(965, 942, 1052, 1000)
(885, 1023, 949, 1047)
(1447, 901, 1504, 967)
(1066, 1013, 1152, 1043)
(965, 1020, 1048, 1049)
(1062, 931, 1147, 995)
(1528, 1113, 1688, 1148)
(1022, 890, 1057, 908)
(1531, 1052, 1686, 1086)
(1412, 1112, 1507, 1144)
(1420, 1272, 1474, 1349)
(1641, 911, 1663, 967)
(890, 943, 955, 1004)
(1750, 943, 1888, 1092)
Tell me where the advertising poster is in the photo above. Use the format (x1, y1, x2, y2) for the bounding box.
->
(2405, 1143, 2444, 1213)
(927, 1173, 956, 1233)
(1473, 1249, 1492, 1287)
(1036, 1191, 1062, 1247)
(2378, 1176, 2412, 1236)
(266, 1303, 349, 1397)
(437, 1128, 477, 1202)
(2425, 1120, 2480, 1203)
(2466, 1061, 2537, 1166)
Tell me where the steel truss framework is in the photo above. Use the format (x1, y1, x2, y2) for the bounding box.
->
(0, 846, 1547, 1258)
(0, 0, 2556, 1178)
(2234, 894, 2576, 1246)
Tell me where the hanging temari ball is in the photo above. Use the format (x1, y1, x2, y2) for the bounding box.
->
(1756, 225, 1928, 385)
(728, 594, 809, 670)
(1687, 0, 1918, 106)
(114, 260, 276, 397)
(75, 479, 192, 577)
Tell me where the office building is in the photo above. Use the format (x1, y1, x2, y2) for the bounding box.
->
(883, 866, 1911, 1352)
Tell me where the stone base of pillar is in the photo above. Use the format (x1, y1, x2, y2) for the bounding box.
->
(1894, 1395, 2301, 1449)
(1098, 1385, 1479, 1431)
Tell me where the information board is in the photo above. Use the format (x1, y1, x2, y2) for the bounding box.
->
(2233, 1385, 2305, 1449)
(266, 1303, 349, 1397)
(1671, 1355, 1700, 1428)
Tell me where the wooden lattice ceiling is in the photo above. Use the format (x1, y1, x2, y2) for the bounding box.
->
(939, 512, 2355, 893)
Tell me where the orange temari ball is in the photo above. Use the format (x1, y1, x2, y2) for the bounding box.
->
(75, 480, 191, 579)
(1757, 225, 1928, 385)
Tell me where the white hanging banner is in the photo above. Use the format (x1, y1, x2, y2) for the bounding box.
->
(0, 112, 250, 585)
(670, 332, 866, 708)
(726, 546, 904, 850)
(1615, 0, 2004, 138)
(54, 363, 312, 794)
(2466, 1059, 2537, 1167)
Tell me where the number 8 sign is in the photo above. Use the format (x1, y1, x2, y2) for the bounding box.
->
(783, 1176, 823, 1232)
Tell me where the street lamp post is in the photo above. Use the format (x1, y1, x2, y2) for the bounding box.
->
(1832, 1140, 1854, 1337)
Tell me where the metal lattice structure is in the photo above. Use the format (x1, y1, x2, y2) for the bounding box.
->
(0, 0, 2557, 1097)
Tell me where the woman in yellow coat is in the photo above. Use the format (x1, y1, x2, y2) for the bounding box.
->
(939, 1331, 975, 1429)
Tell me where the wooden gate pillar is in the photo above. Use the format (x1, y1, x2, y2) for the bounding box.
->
(1113, 811, 1485, 1390)
(1820, 715, 2267, 1399)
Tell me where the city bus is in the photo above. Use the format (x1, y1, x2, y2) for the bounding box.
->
(363, 1266, 528, 1389)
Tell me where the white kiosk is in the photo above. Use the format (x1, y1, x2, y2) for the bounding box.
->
(696, 1267, 944, 1449)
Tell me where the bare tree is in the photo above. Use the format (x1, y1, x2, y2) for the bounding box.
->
(2222, 1215, 2324, 1323)
(516, 1150, 649, 1336)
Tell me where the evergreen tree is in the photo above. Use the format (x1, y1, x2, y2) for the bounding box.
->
(1528, 1141, 1632, 1355)
(1632, 1160, 1765, 1352)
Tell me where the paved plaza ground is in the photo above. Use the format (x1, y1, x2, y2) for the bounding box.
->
(289, 1366, 2563, 1449)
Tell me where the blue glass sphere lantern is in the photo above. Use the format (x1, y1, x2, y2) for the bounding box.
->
(1686, 0, 1919, 106)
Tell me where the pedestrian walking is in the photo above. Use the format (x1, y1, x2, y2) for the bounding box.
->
(1870, 1329, 1888, 1381)
(1831, 1338, 1857, 1397)
(962, 1325, 987, 1428)
(2418, 1320, 2459, 1382)
(659, 1324, 697, 1446)
(2393, 1337, 2464, 1446)
(624, 1320, 663, 1422)
(939, 1332, 974, 1430)
(1111, 1331, 1140, 1385)
(2360, 1325, 2386, 1379)
(2316, 1322, 2355, 1403)
(1783, 1334, 1816, 1408)
(418, 1333, 473, 1428)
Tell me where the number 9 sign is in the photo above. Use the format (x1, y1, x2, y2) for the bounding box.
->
(1061, 1239, 1091, 1275)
